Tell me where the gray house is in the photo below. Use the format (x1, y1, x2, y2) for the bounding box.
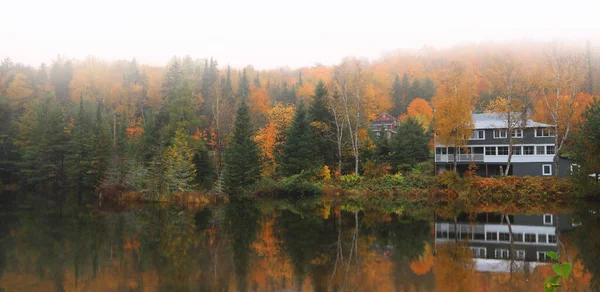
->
(434, 113, 571, 177)
(435, 212, 574, 273)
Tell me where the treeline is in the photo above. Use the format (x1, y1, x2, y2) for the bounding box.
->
(0, 41, 599, 199)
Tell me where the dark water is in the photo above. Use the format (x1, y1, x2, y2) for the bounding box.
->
(0, 198, 598, 292)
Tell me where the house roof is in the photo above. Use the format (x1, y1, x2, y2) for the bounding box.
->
(473, 113, 553, 129)
(372, 113, 398, 123)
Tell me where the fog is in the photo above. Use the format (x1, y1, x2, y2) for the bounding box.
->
(2, 0, 600, 69)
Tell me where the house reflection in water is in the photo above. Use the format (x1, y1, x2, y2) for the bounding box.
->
(435, 213, 574, 273)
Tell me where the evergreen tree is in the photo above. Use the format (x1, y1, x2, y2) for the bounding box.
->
(420, 77, 437, 100)
(390, 75, 405, 117)
(373, 132, 392, 162)
(16, 95, 71, 191)
(222, 101, 261, 194)
(221, 66, 234, 103)
(71, 97, 97, 190)
(279, 102, 322, 176)
(409, 77, 421, 102)
(287, 84, 297, 105)
(237, 69, 250, 100)
(162, 127, 197, 193)
(0, 99, 19, 185)
(298, 71, 303, 86)
(161, 59, 184, 101)
(390, 117, 430, 170)
(50, 56, 73, 103)
(254, 72, 261, 88)
(308, 80, 335, 166)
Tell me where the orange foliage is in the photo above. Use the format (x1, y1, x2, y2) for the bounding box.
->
(253, 103, 295, 176)
(410, 242, 434, 275)
(248, 85, 270, 120)
(407, 98, 433, 131)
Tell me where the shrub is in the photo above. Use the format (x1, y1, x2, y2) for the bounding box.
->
(411, 161, 434, 175)
(435, 170, 461, 189)
(363, 160, 392, 178)
(340, 174, 363, 189)
(281, 174, 322, 199)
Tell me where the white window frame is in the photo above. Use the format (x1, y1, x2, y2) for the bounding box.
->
(516, 250, 526, 260)
(485, 146, 496, 156)
(542, 164, 553, 176)
(523, 145, 535, 155)
(538, 234, 547, 243)
(495, 248, 510, 259)
(535, 128, 556, 137)
(470, 130, 485, 140)
(511, 129, 524, 138)
(546, 145, 556, 155)
(493, 129, 508, 139)
(497, 146, 509, 155)
(543, 214, 553, 225)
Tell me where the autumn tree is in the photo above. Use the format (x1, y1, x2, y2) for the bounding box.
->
(540, 47, 586, 176)
(279, 101, 322, 176)
(254, 103, 295, 176)
(6, 73, 33, 101)
(487, 54, 534, 175)
(222, 101, 261, 194)
(406, 98, 433, 132)
(433, 62, 475, 171)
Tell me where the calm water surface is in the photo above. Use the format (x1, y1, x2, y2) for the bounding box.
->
(0, 198, 598, 291)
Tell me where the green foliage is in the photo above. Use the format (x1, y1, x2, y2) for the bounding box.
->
(279, 101, 322, 176)
(16, 95, 71, 190)
(237, 68, 250, 101)
(411, 161, 434, 175)
(162, 127, 198, 194)
(280, 173, 322, 199)
(222, 101, 261, 195)
(391, 117, 430, 170)
(70, 98, 100, 189)
(543, 251, 573, 292)
(308, 80, 336, 166)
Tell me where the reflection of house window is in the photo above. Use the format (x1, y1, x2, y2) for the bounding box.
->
(516, 250, 526, 260)
(470, 247, 487, 258)
(495, 249, 510, 259)
(538, 252, 551, 262)
(474, 233, 485, 240)
(499, 232, 510, 241)
(543, 214, 553, 225)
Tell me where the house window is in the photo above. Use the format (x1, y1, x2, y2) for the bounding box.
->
(485, 147, 496, 155)
(436, 231, 448, 238)
(512, 129, 523, 138)
(495, 249, 510, 259)
(536, 128, 555, 137)
(494, 129, 508, 138)
(543, 164, 552, 176)
(474, 233, 485, 240)
(523, 146, 535, 155)
(548, 235, 557, 243)
(376, 125, 382, 131)
(512, 146, 522, 155)
(546, 145, 556, 155)
(470, 130, 485, 140)
(498, 146, 509, 155)
(486, 232, 498, 241)
(525, 233, 537, 243)
(499, 232, 510, 241)
(516, 250, 526, 260)
(470, 247, 487, 258)
(537, 146, 546, 155)
(436, 147, 447, 154)
(544, 214, 553, 225)
(538, 252, 551, 262)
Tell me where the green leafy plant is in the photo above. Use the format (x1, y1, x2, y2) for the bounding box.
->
(544, 251, 572, 292)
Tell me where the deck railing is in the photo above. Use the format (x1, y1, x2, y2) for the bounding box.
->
(435, 154, 484, 162)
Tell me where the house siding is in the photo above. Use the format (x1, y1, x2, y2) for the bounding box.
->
(467, 128, 555, 145)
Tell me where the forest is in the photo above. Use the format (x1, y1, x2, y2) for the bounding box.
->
(1, 41, 599, 201)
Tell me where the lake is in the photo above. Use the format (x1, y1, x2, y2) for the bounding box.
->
(0, 197, 598, 291)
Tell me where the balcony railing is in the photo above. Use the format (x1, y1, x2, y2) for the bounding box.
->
(435, 154, 484, 162)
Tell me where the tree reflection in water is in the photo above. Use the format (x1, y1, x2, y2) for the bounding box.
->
(0, 200, 597, 291)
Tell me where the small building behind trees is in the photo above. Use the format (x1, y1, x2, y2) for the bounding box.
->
(370, 113, 399, 140)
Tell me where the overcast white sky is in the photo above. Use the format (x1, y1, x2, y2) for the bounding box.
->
(2, 0, 600, 69)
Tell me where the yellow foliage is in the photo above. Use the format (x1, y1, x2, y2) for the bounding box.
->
(7, 73, 33, 100)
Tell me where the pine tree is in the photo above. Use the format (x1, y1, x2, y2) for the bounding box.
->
(279, 102, 322, 176)
(308, 80, 335, 166)
(16, 95, 71, 191)
(254, 72, 261, 88)
(409, 77, 421, 102)
(161, 59, 184, 101)
(390, 117, 430, 170)
(390, 75, 405, 117)
(421, 77, 437, 101)
(221, 66, 234, 103)
(237, 69, 250, 100)
(222, 101, 261, 194)
(298, 71, 303, 86)
(162, 127, 197, 193)
(71, 97, 97, 190)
